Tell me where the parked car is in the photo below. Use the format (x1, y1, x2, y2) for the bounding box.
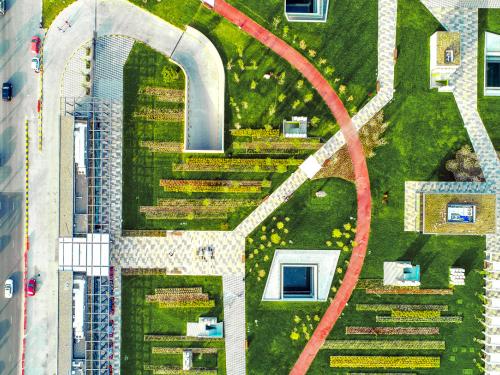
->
(0, 0, 5, 15)
(4, 279, 13, 299)
(30, 36, 40, 54)
(31, 57, 40, 73)
(27, 278, 36, 297)
(2, 82, 12, 101)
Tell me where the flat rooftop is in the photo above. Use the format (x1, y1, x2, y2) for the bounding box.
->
(423, 193, 496, 235)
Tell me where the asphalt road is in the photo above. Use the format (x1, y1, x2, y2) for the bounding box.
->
(0, 0, 40, 374)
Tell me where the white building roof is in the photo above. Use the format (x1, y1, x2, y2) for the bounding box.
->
(58, 233, 110, 276)
(72, 278, 86, 341)
(74, 121, 87, 175)
(262, 249, 340, 302)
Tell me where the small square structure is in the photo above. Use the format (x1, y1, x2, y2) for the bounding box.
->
(186, 317, 223, 338)
(384, 261, 421, 287)
(430, 31, 461, 92)
(423, 193, 496, 235)
(285, 0, 329, 23)
(485, 32, 500, 96)
(262, 249, 340, 301)
(283, 116, 308, 138)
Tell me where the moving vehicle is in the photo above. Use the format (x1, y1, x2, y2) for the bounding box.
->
(31, 57, 40, 73)
(27, 278, 36, 297)
(0, 0, 5, 15)
(30, 36, 41, 54)
(2, 82, 12, 101)
(4, 279, 13, 299)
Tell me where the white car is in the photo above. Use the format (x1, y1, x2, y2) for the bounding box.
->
(4, 279, 13, 298)
(31, 57, 40, 73)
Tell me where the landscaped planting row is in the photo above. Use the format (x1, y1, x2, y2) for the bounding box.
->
(139, 87, 185, 103)
(146, 293, 209, 303)
(140, 209, 228, 220)
(322, 340, 445, 350)
(156, 198, 260, 208)
(139, 141, 183, 153)
(122, 268, 166, 275)
(144, 365, 217, 374)
(158, 300, 215, 308)
(144, 335, 224, 343)
(329, 356, 440, 369)
(365, 288, 453, 295)
(376, 316, 462, 323)
(233, 139, 323, 155)
(134, 107, 184, 121)
(154, 287, 203, 295)
(151, 347, 218, 354)
(355, 304, 448, 312)
(230, 128, 280, 138)
(391, 310, 441, 318)
(159, 179, 271, 193)
(346, 327, 440, 335)
(172, 157, 302, 173)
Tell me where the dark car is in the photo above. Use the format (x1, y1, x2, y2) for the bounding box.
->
(2, 82, 12, 101)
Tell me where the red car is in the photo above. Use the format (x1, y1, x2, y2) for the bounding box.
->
(30, 36, 40, 54)
(27, 278, 36, 296)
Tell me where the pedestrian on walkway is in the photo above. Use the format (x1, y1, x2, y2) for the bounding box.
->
(65, 20, 71, 27)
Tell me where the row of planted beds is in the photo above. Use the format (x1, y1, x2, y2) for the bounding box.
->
(324, 279, 463, 370)
(139, 128, 323, 222)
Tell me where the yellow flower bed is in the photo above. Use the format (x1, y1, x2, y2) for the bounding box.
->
(391, 310, 441, 318)
(330, 356, 440, 368)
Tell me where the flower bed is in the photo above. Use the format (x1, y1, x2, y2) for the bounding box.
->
(122, 230, 166, 237)
(158, 300, 216, 308)
(345, 327, 440, 335)
(139, 87, 185, 103)
(172, 157, 302, 173)
(365, 288, 453, 295)
(144, 335, 224, 343)
(146, 293, 209, 303)
(155, 287, 203, 295)
(159, 179, 271, 193)
(139, 141, 183, 153)
(329, 356, 440, 369)
(391, 310, 441, 318)
(133, 107, 184, 121)
(141, 210, 228, 220)
(376, 316, 462, 323)
(233, 139, 323, 155)
(144, 365, 217, 374)
(230, 128, 280, 138)
(122, 268, 166, 275)
(355, 304, 448, 312)
(156, 199, 260, 208)
(322, 340, 445, 350)
(152, 347, 219, 354)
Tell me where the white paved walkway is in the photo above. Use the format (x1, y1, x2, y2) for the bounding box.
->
(419, 3, 499, 373)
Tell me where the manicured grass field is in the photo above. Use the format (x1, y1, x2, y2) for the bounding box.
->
(120, 275, 226, 374)
(42, 0, 76, 27)
(245, 1, 485, 373)
(478, 9, 500, 151)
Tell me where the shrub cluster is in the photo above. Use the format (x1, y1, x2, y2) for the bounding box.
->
(329, 356, 440, 369)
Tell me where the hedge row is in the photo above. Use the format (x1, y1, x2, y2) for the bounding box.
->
(144, 335, 224, 343)
(322, 340, 445, 350)
(346, 327, 440, 335)
(159, 179, 271, 194)
(365, 288, 453, 295)
(355, 304, 448, 312)
(329, 356, 440, 369)
(172, 157, 302, 173)
(139, 141, 183, 153)
(144, 365, 217, 374)
(158, 300, 215, 308)
(376, 316, 462, 323)
(230, 128, 280, 138)
(152, 347, 218, 354)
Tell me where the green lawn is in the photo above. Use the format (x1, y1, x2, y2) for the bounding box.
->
(42, 0, 76, 27)
(123, 0, 378, 231)
(121, 275, 226, 374)
(245, 0, 485, 373)
(478, 9, 500, 150)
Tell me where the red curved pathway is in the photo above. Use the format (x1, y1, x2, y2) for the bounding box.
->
(211, 1, 372, 373)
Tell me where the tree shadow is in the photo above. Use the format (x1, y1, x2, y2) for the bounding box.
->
(8, 70, 26, 98)
(9, 271, 22, 295)
(0, 235, 11, 253)
(398, 235, 430, 261)
(0, 319, 11, 341)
